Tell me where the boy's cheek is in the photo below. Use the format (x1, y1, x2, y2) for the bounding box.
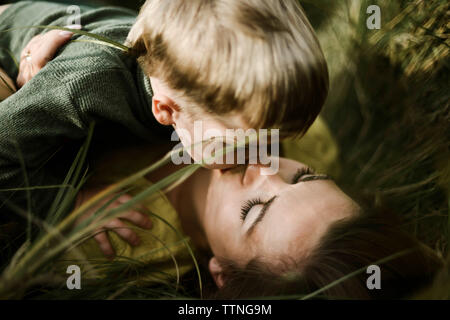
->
(171, 124, 225, 166)
(170, 126, 204, 164)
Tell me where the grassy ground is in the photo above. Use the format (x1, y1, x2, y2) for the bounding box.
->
(0, 0, 448, 299)
(313, 0, 449, 253)
(311, 0, 449, 297)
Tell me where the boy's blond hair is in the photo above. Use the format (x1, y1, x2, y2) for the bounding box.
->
(127, 0, 328, 136)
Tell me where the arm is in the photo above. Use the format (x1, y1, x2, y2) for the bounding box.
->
(1, 29, 75, 99)
(1, 32, 153, 258)
(0, 71, 87, 219)
(0, 4, 10, 16)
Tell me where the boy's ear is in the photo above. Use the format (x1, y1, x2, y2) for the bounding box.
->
(151, 95, 179, 126)
(208, 257, 226, 288)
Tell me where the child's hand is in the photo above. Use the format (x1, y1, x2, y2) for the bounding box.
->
(74, 186, 153, 259)
(16, 26, 80, 88)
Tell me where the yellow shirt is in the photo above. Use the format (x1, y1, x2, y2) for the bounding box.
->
(59, 177, 195, 285)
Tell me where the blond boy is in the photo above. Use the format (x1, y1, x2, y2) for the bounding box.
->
(0, 1, 328, 255)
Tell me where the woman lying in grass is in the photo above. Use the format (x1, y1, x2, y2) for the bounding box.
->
(1, 74, 444, 299)
(0, 29, 444, 302)
(22, 149, 440, 300)
(67, 153, 443, 299)
(0, 5, 444, 300)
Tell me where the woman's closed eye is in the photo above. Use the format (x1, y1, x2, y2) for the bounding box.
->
(291, 167, 332, 184)
(240, 167, 317, 221)
(291, 167, 315, 184)
(240, 198, 263, 221)
(240, 195, 277, 225)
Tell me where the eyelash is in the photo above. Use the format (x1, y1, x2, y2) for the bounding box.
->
(240, 198, 264, 221)
(239, 168, 315, 221)
(291, 167, 315, 184)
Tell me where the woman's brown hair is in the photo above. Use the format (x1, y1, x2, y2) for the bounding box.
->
(206, 207, 443, 299)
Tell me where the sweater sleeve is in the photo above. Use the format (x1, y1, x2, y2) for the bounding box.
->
(0, 53, 159, 222)
(0, 70, 86, 221)
(0, 2, 167, 223)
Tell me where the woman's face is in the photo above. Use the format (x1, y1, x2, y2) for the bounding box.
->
(203, 157, 358, 268)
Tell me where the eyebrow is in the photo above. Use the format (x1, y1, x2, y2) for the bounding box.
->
(245, 174, 333, 236)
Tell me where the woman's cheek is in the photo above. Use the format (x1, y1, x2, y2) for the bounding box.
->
(210, 201, 237, 233)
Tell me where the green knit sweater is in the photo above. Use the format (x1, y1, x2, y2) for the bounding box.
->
(0, 2, 170, 221)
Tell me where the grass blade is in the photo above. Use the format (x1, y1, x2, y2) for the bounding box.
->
(0, 25, 130, 52)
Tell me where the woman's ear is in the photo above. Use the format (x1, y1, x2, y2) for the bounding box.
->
(208, 257, 226, 288)
(151, 95, 177, 126)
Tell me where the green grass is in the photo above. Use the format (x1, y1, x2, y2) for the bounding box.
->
(315, 0, 449, 298)
(0, 0, 448, 299)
